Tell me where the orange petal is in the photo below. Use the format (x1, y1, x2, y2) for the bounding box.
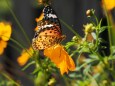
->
(102, 0, 115, 10)
(0, 23, 4, 35)
(34, 26, 39, 31)
(17, 53, 30, 66)
(58, 60, 68, 75)
(17, 47, 33, 66)
(0, 22, 12, 41)
(0, 40, 7, 55)
(44, 44, 75, 75)
(44, 45, 64, 66)
(35, 13, 44, 22)
(58, 46, 75, 74)
(65, 52, 76, 71)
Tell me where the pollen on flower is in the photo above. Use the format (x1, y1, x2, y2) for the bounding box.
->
(44, 44, 75, 75)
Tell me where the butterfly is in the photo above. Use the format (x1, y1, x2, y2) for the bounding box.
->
(32, 5, 65, 50)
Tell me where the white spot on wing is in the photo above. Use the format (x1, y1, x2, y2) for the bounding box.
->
(48, 14, 57, 18)
(41, 24, 53, 28)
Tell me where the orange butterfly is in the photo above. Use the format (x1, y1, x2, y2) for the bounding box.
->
(32, 5, 65, 50)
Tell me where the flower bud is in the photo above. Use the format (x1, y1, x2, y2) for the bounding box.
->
(86, 9, 95, 17)
(84, 23, 95, 35)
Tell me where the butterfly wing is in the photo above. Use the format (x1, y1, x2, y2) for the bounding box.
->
(43, 5, 60, 26)
(32, 5, 65, 50)
(32, 24, 65, 50)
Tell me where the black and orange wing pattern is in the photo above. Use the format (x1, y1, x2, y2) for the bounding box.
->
(32, 5, 65, 50)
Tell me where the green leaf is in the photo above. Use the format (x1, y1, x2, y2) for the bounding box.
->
(99, 26, 109, 33)
(22, 61, 35, 71)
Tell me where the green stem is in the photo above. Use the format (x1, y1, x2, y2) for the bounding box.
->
(1, 72, 20, 86)
(10, 37, 32, 57)
(76, 52, 82, 67)
(86, 73, 99, 86)
(60, 19, 81, 38)
(93, 14, 99, 26)
(1, 34, 32, 57)
(9, 37, 25, 49)
(5, 0, 31, 45)
(95, 28, 99, 49)
(103, 3, 112, 54)
(8, 43, 22, 53)
(90, 48, 115, 80)
(22, 61, 35, 71)
(102, 4, 115, 78)
(63, 76, 71, 86)
(78, 59, 99, 70)
(70, 50, 78, 57)
(107, 14, 112, 52)
(33, 51, 40, 68)
(89, 47, 107, 66)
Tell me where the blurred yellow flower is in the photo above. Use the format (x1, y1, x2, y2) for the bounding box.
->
(93, 65, 103, 74)
(84, 23, 94, 35)
(103, 0, 115, 10)
(34, 13, 44, 31)
(17, 47, 33, 66)
(35, 13, 44, 22)
(34, 26, 39, 31)
(0, 22, 12, 55)
(37, 0, 52, 5)
(0, 40, 7, 55)
(44, 44, 75, 75)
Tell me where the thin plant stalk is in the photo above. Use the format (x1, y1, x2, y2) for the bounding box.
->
(1, 72, 20, 86)
(102, 0, 112, 53)
(5, 0, 31, 45)
(60, 19, 81, 38)
(9, 37, 32, 57)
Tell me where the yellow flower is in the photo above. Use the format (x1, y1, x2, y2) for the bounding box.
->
(34, 13, 44, 31)
(17, 47, 33, 66)
(84, 23, 94, 35)
(34, 26, 39, 31)
(44, 44, 75, 75)
(35, 13, 44, 22)
(0, 40, 7, 55)
(0, 22, 12, 55)
(103, 0, 115, 10)
(37, 0, 52, 5)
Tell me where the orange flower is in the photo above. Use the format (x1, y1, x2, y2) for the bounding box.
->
(34, 26, 39, 31)
(0, 22, 12, 55)
(35, 13, 44, 22)
(35, 13, 44, 31)
(44, 44, 75, 75)
(37, 0, 52, 5)
(102, 0, 115, 10)
(0, 40, 7, 55)
(17, 47, 33, 66)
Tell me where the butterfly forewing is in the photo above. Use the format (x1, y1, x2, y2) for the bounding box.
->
(32, 5, 65, 50)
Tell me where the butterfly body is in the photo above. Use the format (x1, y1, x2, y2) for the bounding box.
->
(32, 5, 65, 50)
